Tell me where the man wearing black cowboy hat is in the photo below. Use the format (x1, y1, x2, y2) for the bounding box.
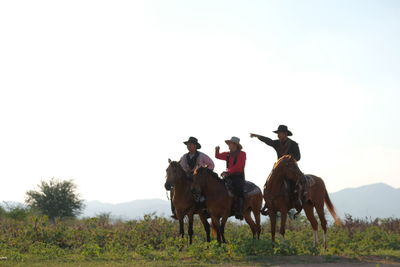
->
(180, 137, 214, 175)
(250, 125, 300, 161)
(250, 125, 302, 213)
(169, 137, 214, 219)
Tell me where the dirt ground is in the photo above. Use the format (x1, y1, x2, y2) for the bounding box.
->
(271, 264, 398, 267)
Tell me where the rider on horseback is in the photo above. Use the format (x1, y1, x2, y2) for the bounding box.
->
(215, 136, 246, 220)
(250, 125, 303, 213)
(170, 136, 214, 219)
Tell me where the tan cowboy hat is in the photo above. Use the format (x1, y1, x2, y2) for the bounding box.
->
(225, 136, 242, 150)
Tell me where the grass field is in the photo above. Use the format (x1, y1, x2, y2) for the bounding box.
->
(0, 211, 399, 266)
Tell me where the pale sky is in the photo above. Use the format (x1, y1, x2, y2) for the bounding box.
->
(0, 0, 399, 203)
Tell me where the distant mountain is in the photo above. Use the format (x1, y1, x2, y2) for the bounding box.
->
(329, 182, 400, 219)
(82, 199, 171, 220)
(81, 183, 400, 220)
(2, 183, 399, 220)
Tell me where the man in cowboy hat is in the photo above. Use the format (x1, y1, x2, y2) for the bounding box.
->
(169, 137, 215, 219)
(215, 136, 246, 220)
(250, 125, 302, 212)
(180, 136, 215, 175)
(250, 125, 300, 161)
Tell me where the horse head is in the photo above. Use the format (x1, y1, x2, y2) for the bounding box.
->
(191, 166, 208, 201)
(165, 159, 185, 190)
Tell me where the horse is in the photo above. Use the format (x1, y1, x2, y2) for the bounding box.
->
(191, 167, 263, 243)
(164, 159, 211, 244)
(262, 155, 341, 248)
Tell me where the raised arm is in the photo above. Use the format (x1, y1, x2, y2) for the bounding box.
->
(215, 146, 228, 161)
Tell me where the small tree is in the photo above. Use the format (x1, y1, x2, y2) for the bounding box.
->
(25, 178, 84, 220)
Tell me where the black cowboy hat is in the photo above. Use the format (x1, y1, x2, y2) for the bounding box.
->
(273, 125, 293, 136)
(183, 136, 201, 149)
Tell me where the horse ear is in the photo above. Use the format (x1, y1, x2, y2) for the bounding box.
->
(168, 158, 172, 163)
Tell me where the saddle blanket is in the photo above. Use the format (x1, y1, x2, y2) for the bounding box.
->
(226, 180, 261, 198)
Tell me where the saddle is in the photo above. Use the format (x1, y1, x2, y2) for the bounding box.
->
(224, 180, 260, 198)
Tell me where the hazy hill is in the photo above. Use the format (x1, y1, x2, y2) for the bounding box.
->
(82, 198, 171, 220)
(2, 183, 399, 220)
(82, 183, 400, 220)
(329, 182, 400, 219)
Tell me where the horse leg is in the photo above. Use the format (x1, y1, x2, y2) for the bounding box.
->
(304, 203, 319, 246)
(253, 195, 262, 239)
(269, 211, 277, 244)
(220, 215, 229, 243)
(279, 210, 288, 238)
(176, 210, 185, 238)
(198, 212, 211, 242)
(178, 217, 185, 239)
(188, 212, 194, 245)
(244, 209, 257, 239)
(315, 201, 328, 249)
(253, 208, 262, 239)
(211, 216, 222, 244)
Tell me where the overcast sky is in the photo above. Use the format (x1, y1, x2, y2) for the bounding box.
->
(1, 0, 399, 203)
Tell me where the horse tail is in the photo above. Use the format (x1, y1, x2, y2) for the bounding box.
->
(324, 188, 342, 225)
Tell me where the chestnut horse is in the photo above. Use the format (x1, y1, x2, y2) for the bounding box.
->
(191, 167, 263, 243)
(165, 160, 211, 244)
(262, 155, 341, 248)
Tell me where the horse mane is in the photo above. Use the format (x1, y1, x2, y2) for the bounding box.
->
(170, 160, 183, 171)
(266, 155, 297, 188)
(196, 167, 224, 184)
(266, 155, 302, 187)
(169, 160, 188, 179)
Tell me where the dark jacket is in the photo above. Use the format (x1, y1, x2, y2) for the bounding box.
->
(257, 135, 301, 161)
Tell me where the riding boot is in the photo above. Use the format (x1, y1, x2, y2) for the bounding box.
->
(294, 196, 302, 214)
(170, 192, 177, 220)
(291, 190, 302, 214)
(235, 197, 244, 220)
(293, 182, 303, 214)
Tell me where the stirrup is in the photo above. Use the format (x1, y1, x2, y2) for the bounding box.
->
(235, 213, 243, 220)
(261, 209, 269, 216)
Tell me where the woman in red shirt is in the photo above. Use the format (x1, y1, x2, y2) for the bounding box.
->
(215, 136, 246, 220)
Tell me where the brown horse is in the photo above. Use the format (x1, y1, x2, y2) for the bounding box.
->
(191, 167, 263, 243)
(165, 159, 211, 244)
(262, 155, 341, 248)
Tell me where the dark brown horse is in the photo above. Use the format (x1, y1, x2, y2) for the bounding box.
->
(191, 167, 263, 243)
(262, 155, 341, 248)
(165, 160, 211, 244)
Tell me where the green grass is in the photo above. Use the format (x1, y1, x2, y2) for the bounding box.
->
(0, 213, 399, 266)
